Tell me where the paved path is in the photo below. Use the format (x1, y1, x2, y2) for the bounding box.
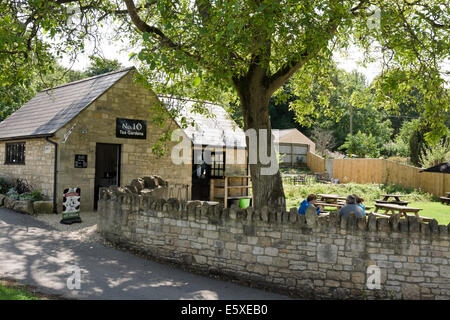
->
(0, 208, 290, 300)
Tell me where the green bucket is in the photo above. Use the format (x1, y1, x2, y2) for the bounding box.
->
(239, 198, 251, 208)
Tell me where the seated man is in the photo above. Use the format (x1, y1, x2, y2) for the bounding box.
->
(298, 194, 322, 216)
(339, 195, 364, 218)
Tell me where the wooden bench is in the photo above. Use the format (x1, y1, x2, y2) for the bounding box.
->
(370, 211, 433, 223)
(315, 202, 343, 209)
(375, 199, 409, 206)
(370, 212, 391, 219)
(440, 196, 450, 205)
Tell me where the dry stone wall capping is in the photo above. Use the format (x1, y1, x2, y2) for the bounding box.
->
(98, 186, 450, 299)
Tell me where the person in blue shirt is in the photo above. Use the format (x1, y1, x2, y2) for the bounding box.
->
(298, 194, 322, 216)
(353, 194, 366, 216)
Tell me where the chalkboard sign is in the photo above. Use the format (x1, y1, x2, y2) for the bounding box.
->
(60, 187, 82, 225)
(74, 154, 87, 168)
(116, 118, 146, 139)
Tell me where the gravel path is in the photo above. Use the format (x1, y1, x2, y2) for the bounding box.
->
(0, 208, 291, 300)
(32, 211, 101, 243)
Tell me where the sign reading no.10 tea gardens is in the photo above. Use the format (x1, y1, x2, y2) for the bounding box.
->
(60, 188, 82, 225)
(116, 118, 147, 139)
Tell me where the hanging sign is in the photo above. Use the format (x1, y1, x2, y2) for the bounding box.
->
(60, 187, 82, 224)
(116, 118, 147, 139)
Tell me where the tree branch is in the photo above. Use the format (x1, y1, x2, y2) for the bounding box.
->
(123, 0, 184, 50)
(267, 15, 340, 95)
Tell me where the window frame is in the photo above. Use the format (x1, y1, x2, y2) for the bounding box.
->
(5, 142, 26, 165)
(210, 151, 225, 178)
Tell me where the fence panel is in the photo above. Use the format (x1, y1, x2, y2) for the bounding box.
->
(306, 152, 325, 173)
(306, 156, 449, 198)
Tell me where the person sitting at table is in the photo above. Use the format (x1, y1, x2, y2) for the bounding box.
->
(298, 194, 323, 216)
(353, 194, 366, 216)
(338, 194, 364, 218)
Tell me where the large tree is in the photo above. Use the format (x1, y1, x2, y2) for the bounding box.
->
(1, 0, 449, 210)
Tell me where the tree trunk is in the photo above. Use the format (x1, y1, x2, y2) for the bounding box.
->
(235, 74, 286, 211)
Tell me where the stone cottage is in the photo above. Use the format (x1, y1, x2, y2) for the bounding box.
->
(0, 67, 248, 212)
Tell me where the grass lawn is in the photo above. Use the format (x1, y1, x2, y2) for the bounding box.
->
(390, 201, 449, 225)
(0, 284, 40, 300)
(0, 279, 58, 300)
(284, 180, 450, 225)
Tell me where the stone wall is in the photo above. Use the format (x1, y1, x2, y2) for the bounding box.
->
(97, 187, 450, 299)
(0, 138, 55, 199)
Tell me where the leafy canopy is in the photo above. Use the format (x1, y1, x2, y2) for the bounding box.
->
(0, 0, 449, 141)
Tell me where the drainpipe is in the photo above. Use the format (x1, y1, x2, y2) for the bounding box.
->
(45, 137, 58, 214)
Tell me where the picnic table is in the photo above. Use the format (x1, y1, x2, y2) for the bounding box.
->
(440, 195, 450, 205)
(373, 203, 432, 222)
(375, 194, 409, 206)
(317, 194, 347, 204)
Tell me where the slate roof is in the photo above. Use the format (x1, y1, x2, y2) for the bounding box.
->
(160, 96, 246, 148)
(0, 68, 133, 140)
(0, 68, 246, 148)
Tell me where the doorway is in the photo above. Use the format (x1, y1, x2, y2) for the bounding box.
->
(191, 148, 225, 201)
(191, 147, 211, 201)
(94, 143, 121, 209)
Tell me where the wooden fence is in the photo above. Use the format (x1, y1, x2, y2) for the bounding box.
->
(306, 153, 450, 198)
(306, 151, 326, 173)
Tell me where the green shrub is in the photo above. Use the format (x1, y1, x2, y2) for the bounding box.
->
(339, 131, 380, 158)
(19, 190, 43, 201)
(419, 138, 450, 168)
(6, 188, 19, 200)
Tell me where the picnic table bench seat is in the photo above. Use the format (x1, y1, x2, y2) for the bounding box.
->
(370, 212, 391, 219)
(315, 202, 343, 208)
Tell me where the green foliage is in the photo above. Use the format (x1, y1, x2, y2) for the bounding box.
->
(2, 0, 448, 142)
(339, 131, 380, 158)
(19, 190, 44, 202)
(392, 119, 421, 158)
(419, 138, 450, 168)
(2, 178, 43, 201)
(85, 56, 123, 77)
(281, 68, 394, 150)
(0, 56, 120, 122)
(6, 188, 19, 200)
(0, 285, 40, 300)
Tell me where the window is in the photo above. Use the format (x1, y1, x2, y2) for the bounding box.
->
(210, 151, 225, 178)
(5, 142, 25, 165)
